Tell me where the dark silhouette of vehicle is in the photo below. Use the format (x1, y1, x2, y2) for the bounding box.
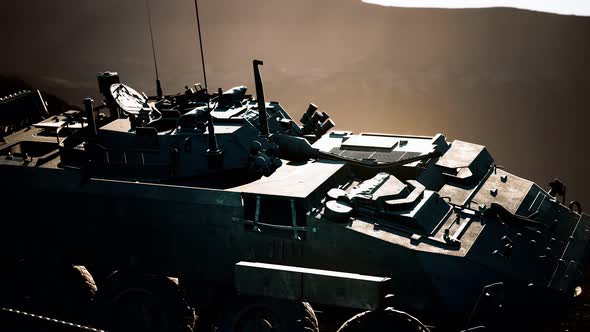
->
(0, 61, 588, 332)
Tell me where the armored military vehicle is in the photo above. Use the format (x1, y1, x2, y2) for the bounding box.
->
(0, 60, 589, 332)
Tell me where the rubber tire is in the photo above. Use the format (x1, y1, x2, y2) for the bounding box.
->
(337, 307, 429, 332)
(219, 296, 319, 332)
(1, 262, 96, 323)
(93, 271, 196, 332)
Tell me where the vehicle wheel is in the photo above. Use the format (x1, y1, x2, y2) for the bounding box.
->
(563, 284, 590, 332)
(93, 271, 196, 332)
(337, 307, 429, 332)
(219, 296, 319, 332)
(1, 261, 97, 323)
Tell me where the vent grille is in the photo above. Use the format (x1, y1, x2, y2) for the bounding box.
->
(329, 147, 421, 163)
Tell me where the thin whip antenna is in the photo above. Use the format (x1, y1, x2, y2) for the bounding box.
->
(144, 0, 163, 98)
(194, 0, 208, 92)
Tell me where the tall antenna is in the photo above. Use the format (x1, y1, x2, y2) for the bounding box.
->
(194, 0, 208, 92)
(144, 0, 163, 99)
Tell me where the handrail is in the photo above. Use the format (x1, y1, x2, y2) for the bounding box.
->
(232, 217, 316, 233)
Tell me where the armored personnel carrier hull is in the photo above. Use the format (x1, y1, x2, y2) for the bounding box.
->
(1, 62, 589, 332)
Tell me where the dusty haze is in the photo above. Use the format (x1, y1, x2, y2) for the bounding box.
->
(1, 0, 589, 205)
